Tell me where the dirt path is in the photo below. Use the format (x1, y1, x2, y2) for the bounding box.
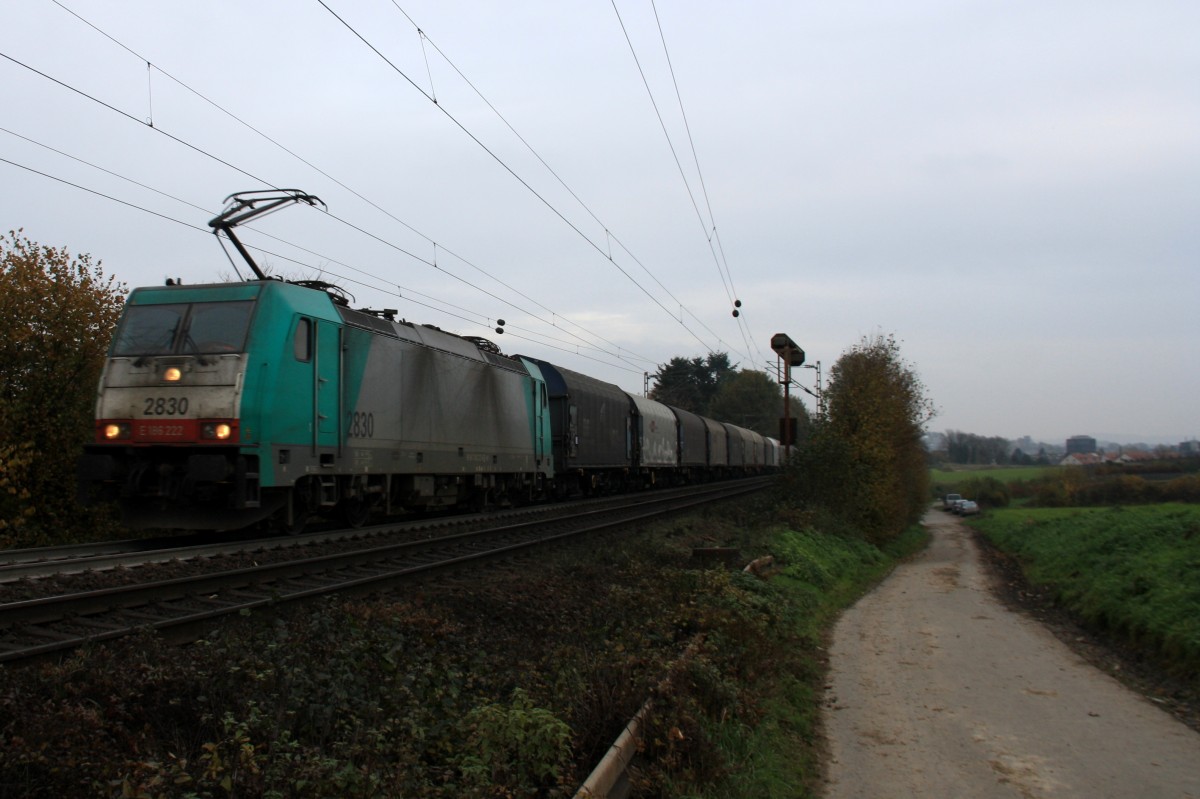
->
(821, 510, 1200, 798)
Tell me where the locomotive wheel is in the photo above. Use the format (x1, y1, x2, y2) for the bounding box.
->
(283, 479, 315, 535)
(341, 498, 370, 528)
(471, 487, 492, 513)
(338, 476, 376, 528)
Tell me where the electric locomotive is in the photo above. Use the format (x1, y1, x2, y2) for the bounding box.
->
(77, 278, 554, 530)
(78, 190, 777, 532)
(78, 191, 553, 530)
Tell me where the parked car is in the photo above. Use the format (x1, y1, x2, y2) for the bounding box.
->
(957, 499, 979, 516)
(942, 493, 962, 511)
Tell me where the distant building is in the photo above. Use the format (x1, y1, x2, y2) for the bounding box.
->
(1061, 452, 1101, 467)
(1102, 450, 1153, 464)
(1181, 440, 1200, 456)
(1065, 435, 1097, 455)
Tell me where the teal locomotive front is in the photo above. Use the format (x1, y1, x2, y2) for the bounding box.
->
(80, 280, 552, 531)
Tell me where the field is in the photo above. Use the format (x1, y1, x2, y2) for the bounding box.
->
(931, 465, 1060, 486)
(970, 505, 1200, 681)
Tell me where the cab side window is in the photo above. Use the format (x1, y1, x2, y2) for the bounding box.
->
(294, 318, 312, 362)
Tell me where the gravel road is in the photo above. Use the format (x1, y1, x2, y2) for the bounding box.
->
(821, 510, 1200, 798)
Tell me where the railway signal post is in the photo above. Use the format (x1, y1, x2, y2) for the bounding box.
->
(770, 333, 805, 460)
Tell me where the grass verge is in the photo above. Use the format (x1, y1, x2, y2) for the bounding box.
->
(0, 497, 929, 798)
(654, 520, 929, 798)
(970, 504, 1200, 682)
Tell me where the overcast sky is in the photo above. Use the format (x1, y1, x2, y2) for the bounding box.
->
(3, 1, 1197, 445)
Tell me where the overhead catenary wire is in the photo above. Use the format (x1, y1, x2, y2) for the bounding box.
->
(319, 0, 744, 361)
(0, 150, 646, 376)
(15, 3, 756, 377)
(1, 125, 210, 215)
(316, 1, 697, 331)
(3, 133, 649, 372)
(215, 234, 645, 374)
(610, 0, 724, 295)
(648, 0, 762, 364)
(238, 207, 659, 367)
(649, 0, 739, 303)
(611, 0, 762, 365)
(45, 0, 656, 369)
(0, 156, 207, 235)
(221, 235, 643, 375)
(0, 51, 276, 190)
(0, 47, 653, 371)
(385, 1, 746, 358)
(236, 237, 647, 373)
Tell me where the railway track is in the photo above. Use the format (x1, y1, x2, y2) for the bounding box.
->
(1, 530, 295, 584)
(0, 478, 769, 664)
(0, 511, 491, 585)
(1, 481, 749, 588)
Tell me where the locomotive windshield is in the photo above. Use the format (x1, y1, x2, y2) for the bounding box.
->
(113, 300, 255, 356)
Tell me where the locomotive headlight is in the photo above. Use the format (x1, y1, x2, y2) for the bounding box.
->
(163, 367, 183, 382)
(202, 422, 233, 440)
(103, 423, 131, 440)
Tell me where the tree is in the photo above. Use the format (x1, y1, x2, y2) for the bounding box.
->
(944, 429, 1011, 465)
(0, 231, 125, 543)
(708, 368, 808, 439)
(648, 357, 704, 413)
(648, 352, 735, 415)
(783, 333, 933, 543)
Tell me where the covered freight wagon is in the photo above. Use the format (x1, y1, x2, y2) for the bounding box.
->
(519, 357, 632, 495)
(723, 422, 754, 470)
(670, 406, 709, 479)
(702, 416, 729, 472)
(629, 395, 678, 484)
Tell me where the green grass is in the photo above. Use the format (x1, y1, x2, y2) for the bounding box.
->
(680, 523, 930, 798)
(0, 498, 932, 799)
(970, 505, 1200, 680)
(931, 465, 1060, 486)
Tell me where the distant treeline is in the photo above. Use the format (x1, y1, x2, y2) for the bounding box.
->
(936, 430, 1051, 466)
(1020, 467, 1200, 508)
(934, 458, 1200, 509)
(933, 429, 1193, 467)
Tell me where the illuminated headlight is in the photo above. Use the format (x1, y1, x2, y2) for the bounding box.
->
(104, 423, 132, 440)
(202, 422, 233, 440)
(163, 367, 183, 382)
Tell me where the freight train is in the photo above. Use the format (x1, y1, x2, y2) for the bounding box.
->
(77, 192, 777, 532)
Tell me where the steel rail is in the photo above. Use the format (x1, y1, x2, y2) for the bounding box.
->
(0, 520, 420, 583)
(0, 536, 196, 569)
(0, 509, 524, 582)
(0, 479, 768, 664)
(0, 482, 746, 583)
